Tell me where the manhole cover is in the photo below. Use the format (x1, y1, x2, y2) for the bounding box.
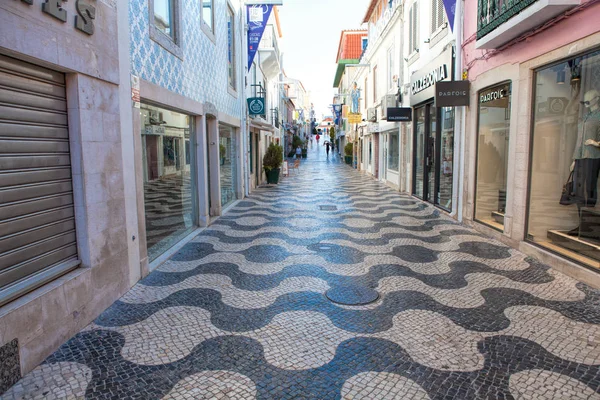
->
(319, 205, 337, 211)
(326, 285, 379, 305)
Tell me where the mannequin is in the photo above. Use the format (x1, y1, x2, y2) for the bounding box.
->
(567, 89, 600, 238)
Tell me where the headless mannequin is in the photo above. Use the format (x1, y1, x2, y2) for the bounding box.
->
(567, 89, 600, 238)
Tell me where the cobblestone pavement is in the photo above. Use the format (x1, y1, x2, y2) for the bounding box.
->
(5, 147, 600, 399)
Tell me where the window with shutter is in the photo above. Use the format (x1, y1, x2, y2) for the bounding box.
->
(431, 0, 445, 33)
(408, 6, 414, 52)
(412, 3, 418, 52)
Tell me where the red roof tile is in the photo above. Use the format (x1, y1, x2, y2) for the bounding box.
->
(335, 30, 368, 63)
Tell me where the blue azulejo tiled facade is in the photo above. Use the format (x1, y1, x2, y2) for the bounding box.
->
(130, 0, 244, 118)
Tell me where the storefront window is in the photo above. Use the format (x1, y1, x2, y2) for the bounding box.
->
(438, 107, 454, 210)
(388, 131, 399, 171)
(414, 106, 426, 198)
(141, 104, 196, 261)
(219, 124, 237, 208)
(528, 49, 600, 268)
(474, 83, 511, 230)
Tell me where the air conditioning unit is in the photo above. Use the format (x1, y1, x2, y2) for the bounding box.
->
(381, 95, 398, 120)
(367, 108, 377, 122)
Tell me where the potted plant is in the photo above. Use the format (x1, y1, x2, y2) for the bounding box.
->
(219, 144, 226, 165)
(344, 142, 353, 165)
(263, 142, 283, 184)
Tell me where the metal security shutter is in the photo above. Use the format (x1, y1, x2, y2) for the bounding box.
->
(0, 54, 79, 306)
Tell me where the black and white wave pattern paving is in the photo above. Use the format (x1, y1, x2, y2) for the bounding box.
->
(5, 149, 600, 399)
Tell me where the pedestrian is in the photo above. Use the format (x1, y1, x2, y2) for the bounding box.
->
(296, 145, 302, 159)
(325, 141, 330, 157)
(316, 134, 320, 144)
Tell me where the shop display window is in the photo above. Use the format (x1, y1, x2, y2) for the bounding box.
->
(474, 82, 511, 230)
(438, 107, 454, 210)
(141, 104, 196, 261)
(388, 132, 399, 171)
(527, 49, 600, 268)
(219, 124, 238, 208)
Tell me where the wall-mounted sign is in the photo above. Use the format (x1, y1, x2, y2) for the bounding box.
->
(412, 66, 448, 96)
(387, 108, 412, 122)
(131, 75, 140, 109)
(18, 0, 96, 35)
(409, 47, 453, 106)
(435, 80, 470, 107)
(348, 113, 362, 124)
(367, 122, 379, 133)
(247, 97, 266, 116)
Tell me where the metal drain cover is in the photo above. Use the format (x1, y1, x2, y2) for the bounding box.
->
(319, 205, 337, 211)
(326, 285, 379, 305)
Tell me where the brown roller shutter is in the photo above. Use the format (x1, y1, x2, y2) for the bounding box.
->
(0, 54, 79, 306)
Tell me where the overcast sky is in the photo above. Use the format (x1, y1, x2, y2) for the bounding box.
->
(277, 0, 368, 119)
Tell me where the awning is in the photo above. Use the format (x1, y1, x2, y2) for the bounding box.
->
(250, 117, 275, 132)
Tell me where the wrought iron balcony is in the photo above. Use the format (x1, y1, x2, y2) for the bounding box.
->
(476, 0, 579, 48)
(477, 0, 536, 39)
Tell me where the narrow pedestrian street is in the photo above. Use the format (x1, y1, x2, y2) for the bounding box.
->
(4, 146, 600, 399)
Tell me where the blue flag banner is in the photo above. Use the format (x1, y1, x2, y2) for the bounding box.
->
(442, 0, 456, 32)
(247, 5, 274, 70)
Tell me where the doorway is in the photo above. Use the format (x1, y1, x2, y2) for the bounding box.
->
(412, 102, 454, 210)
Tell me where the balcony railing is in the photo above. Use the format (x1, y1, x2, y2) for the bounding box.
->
(477, 0, 537, 39)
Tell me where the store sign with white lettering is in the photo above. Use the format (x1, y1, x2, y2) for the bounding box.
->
(435, 81, 470, 107)
(409, 47, 453, 105)
(15, 0, 96, 35)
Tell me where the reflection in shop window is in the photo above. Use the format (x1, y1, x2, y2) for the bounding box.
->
(439, 107, 454, 210)
(219, 124, 238, 208)
(528, 49, 600, 268)
(474, 83, 511, 231)
(388, 132, 399, 171)
(140, 104, 196, 261)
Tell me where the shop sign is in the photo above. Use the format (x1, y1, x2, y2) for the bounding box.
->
(412, 66, 448, 96)
(368, 122, 380, 133)
(18, 0, 96, 35)
(410, 47, 453, 105)
(348, 113, 362, 124)
(435, 80, 470, 107)
(387, 107, 412, 122)
(247, 97, 265, 116)
(131, 75, 140, 109)
(479, 84, 510, 108)
(367, 0, 401, 49)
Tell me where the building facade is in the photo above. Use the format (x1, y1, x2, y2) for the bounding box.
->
(0, 0, 136, 388)
(462, 0, 600, 283)
(129, 0, 246, 271)
(361, 1, 404, 190)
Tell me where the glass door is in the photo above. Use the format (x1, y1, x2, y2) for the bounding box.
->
(427, 106, 437, 203)
(413, 106, 426, 198)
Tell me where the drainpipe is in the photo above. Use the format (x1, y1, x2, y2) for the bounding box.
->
(453, 0, 465, 222)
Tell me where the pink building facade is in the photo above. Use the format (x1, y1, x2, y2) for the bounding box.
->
(461, 0, 600, 284)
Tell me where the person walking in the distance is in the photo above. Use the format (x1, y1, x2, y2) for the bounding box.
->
(325, 141, 330, 157)
(296, 145, 302, 159)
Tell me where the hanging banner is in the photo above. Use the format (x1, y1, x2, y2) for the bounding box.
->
(442, 0, 456, 32)
(247, 5, 274, 70)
